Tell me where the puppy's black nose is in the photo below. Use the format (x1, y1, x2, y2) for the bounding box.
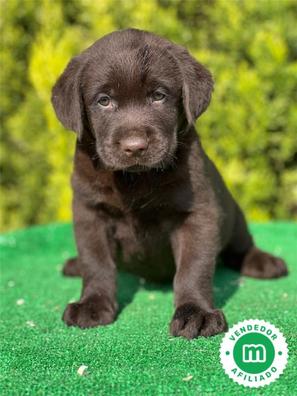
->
(120, 136, 148, 157)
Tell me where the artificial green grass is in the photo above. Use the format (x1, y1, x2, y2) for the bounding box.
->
(0, 222, 296, 395)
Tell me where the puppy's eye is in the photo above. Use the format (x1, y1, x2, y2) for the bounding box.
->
(97, 95, 111, 107)
(152, 91, 166, 102)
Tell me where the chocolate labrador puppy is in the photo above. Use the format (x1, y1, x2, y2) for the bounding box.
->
(52, 29, 288, 339)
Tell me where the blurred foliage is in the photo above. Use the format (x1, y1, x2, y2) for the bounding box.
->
(1, 0, 297, 231)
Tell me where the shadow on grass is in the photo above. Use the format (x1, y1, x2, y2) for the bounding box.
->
(116, 261, 240, 313)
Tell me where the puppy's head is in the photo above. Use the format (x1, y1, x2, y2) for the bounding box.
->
(52, 29, 213, 171)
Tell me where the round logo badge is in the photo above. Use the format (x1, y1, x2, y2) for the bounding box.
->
(220, 319, 288, 388)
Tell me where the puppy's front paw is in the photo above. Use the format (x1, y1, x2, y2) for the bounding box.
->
(241, 248, 288, 279)
(62, 294, 116, 328)
(170, 303, 227, 339)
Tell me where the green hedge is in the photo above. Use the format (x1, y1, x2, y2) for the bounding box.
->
(1, 0, 297, 231)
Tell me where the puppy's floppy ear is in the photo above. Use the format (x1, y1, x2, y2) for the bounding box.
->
(51, 55, 86, 139)
(171, 46, 214, 125)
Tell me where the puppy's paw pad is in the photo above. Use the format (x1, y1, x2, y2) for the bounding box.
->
(242, 248, 288, 279)
(170, 303, 227, 339)
(62, 294, 116, 328)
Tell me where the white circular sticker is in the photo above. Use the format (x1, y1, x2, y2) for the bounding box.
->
(220, 319, 288, 388)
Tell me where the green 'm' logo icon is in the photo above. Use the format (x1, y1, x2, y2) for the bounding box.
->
(233, 333, 275, 374)
(243, 344, 266, 362)
(220, 320, 288, 388)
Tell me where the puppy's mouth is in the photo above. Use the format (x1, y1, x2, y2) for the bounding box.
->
(124, 164, 150, 173)
(110, 158, 168, 173)
(100, 156, 173, 173)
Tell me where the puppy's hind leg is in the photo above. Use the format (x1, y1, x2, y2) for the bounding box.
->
(222, 204, 288, 279)
(62, 257, 81, 277)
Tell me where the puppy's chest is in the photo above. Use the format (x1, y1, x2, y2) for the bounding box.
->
(94, 174, 190, 245)
(96, 173, 192, 223)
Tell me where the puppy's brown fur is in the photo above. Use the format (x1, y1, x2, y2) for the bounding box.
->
(52, 29, 288, 339)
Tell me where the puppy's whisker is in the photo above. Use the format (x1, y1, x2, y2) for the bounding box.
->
(91, 153, 100, 161)
(177, 140, 187, 148)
